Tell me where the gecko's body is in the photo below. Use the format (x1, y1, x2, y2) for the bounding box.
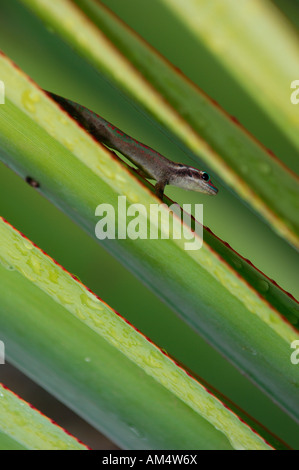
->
(47, 92, 218, 198)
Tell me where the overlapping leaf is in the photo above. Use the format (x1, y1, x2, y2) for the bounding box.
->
(0, 53, 298, 427)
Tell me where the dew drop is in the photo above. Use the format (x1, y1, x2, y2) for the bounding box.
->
(47, 128, 56, 138)
(96, 163, 104, 173)
(84, 291, 104, 311)
(75, 308, 86, 321)
(259, 163, 271, 175)
(80, 292, 102, 310)
(9, 251, 20, 262)
(27, 255, 41, 275)
(121, 329, 130, 339)
(101, 167, 113, 178)
(22, 90, 40, 113)
(57, 293, 73, 305)
(115, 173, 126, 183)
(127, 192, 140, 203)
(63, 139, 74, 151)
(0, 256, 14, 271)
(258, 279, 270, 293)
(23, 240, 33, 251)
(108, 337, 119, 348)
(80, 293, 91, 306)
(269, 314, 280, 324)
(126, 338, 141, 348)
(144, 351, 163, 368)
(20, 268, 37, 282)
(93, 317, 104, 328)
(232, 258, 242, 270)
(14, 243, 28, 256)
(48, 270, 59, 284)
(202, 256, 213, 268)
(129, 426, 141, 437)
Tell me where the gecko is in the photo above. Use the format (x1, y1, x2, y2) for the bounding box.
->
(46, 92, 218, 199)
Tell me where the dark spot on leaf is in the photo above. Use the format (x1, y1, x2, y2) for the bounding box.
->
(26, 177, 40, 188)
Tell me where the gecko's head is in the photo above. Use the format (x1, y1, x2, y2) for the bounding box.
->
(171, 164, 218, 195)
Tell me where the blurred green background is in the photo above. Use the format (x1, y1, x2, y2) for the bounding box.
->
(0, 0, 298, 448)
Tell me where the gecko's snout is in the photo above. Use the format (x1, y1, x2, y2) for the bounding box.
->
(207, 180, 218, 195)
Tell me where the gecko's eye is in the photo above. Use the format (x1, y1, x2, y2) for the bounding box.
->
(201, 172, 210, 181)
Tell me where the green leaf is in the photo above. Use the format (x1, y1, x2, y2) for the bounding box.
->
(0, 218, 277, 450)
(160, 0, 299, 152)
(0, 383, 88, 450)
(0, 52, 298, 427)
(20, 0, 299, 249)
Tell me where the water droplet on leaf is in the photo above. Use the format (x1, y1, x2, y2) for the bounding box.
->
(22, 90, 40, 113)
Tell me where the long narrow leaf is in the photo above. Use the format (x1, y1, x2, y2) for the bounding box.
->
(0, 383, 88, 450)
(0, 53, 298, 424)
(160, 0, 299, 153)
(0, 218, 277, 450)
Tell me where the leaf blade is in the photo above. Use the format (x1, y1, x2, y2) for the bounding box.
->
(0, 53, 298, 424)
(0, 217, 276, 450)
(0, 383, 88, 450)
